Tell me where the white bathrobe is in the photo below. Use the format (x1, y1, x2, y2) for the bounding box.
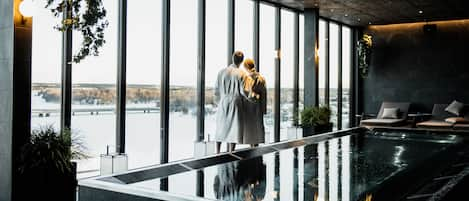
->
(214, 64, 248, 143)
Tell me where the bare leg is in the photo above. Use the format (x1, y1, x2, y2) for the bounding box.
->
(216, 142, 222, 154)
(250, 144, 258, 148)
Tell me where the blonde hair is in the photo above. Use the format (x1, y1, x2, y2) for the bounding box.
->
(243, 58, 256, 71)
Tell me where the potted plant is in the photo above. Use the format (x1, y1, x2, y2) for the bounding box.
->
(300, 106, 332, 137)
(17, 126, 87, 201)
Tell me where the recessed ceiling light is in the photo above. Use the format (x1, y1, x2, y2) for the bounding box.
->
(358, 18, 361, 21)
(419, 10, 423, 14)
(345, 14, 348, 17)
(330, 9, 334, 12)
(314, 3, 318, 7)
(369, 22, 372, 25)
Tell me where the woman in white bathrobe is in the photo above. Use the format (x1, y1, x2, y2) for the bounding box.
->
(242, 59, 266, 147)
(214, 51, 250, 153)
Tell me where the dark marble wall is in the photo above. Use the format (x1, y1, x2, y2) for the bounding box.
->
(0, 0, 13, 200)
(362, 20, 469, 114)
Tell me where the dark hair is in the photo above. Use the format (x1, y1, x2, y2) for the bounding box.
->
(232, 51, 244, 66)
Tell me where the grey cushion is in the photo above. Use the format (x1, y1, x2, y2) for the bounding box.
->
(445, 100, 464, 116)
(377, 102, 410, 119)
(431, 104, 454, 121)
(381, 108, 399, 119)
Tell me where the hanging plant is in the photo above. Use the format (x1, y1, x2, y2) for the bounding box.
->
(357, 34, 372, 78)
(45, 0, 108, 63)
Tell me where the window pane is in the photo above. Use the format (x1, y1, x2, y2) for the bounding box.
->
(126, 0, 161, 169)
(280, 9, 294, 141)
(169, 0, 197, 162)
(342, 27, 351, 129)
(205, 0, 228, 141)
(71, 0, 118, 175)
(235, 0, 254, 59)
(329, 23, 339, 131)
(260, 4, 275, 143)
(319, 20, 327, 106)
(31, 2, 62, 131)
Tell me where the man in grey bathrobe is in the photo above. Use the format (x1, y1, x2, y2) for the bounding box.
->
(214, 51, 249, 153)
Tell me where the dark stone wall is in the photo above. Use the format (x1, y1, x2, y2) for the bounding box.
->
(362, 20, 469, 114)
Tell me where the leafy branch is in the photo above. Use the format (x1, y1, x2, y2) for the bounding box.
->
(45, 0, 108, 63)
(357, 34, 372, 78)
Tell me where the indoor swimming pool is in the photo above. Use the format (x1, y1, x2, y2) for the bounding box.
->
(78, 128, 469, 201)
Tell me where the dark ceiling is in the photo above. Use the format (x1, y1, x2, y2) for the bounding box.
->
(265, 0, 469, 27)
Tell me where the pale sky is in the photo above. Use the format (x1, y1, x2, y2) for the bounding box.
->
(31, 0, 350, 88)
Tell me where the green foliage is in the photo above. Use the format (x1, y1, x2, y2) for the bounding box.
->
(45, 0, 108, 63)
(18, 125, 88, 175)
(357, 34, 372, 78)
(300, 106, 331, 127)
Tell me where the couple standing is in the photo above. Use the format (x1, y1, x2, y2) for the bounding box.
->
(214, 51, 267, 153)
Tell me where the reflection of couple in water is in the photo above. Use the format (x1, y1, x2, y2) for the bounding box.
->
(213, 157, 266, 201)
(214, 51, 267, 153)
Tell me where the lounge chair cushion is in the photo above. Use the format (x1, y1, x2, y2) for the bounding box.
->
(445, 117, 469, 124)
(361, 118, 406, 126)
(445, 100, 464, 116)
(382, 108, 399, 119)
(377, 102, 410, 119)
(416, 120, 453, 129)
(431, 104, 456, 120)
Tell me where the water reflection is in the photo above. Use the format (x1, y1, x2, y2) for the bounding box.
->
(147, 132, 456, 201)
(213, 157, 267, 201)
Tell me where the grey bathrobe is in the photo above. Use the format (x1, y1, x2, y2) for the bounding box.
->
(242, 70, 266, 144)
(214, 64, 248, 143)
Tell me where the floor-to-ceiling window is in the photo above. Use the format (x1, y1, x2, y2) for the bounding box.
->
(317, 20, 354, 130)
(169, 0, 198, 162)
(31, 1, 62, 131)
(235, 0, 254, 59)
(168, 0, 198, 196)
(341, 27, 352, 129)
(71, 0, 118, 173)
(125, 0, 161, 169)
(329, 23, 339, 130)
(205, 0, 228, 142)
(280, 9, 295, 140)
(259, 3, 276, 143)
(29, 0, 356, 179)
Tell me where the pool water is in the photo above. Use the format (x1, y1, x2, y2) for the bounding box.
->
(122, 130, 462, 201)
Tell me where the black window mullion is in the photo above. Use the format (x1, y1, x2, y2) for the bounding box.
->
(60, 1, 73, 132)
(337, 25, 343, 130)
(253, 0, 260, 71)
(227, 0, 235, 65)
(274, 7, 281, 142)
(160, 0, 170, 191)
(116, 0, 127, 154)
(196, 0, 205, 142)
(293, 12, 299, 126)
